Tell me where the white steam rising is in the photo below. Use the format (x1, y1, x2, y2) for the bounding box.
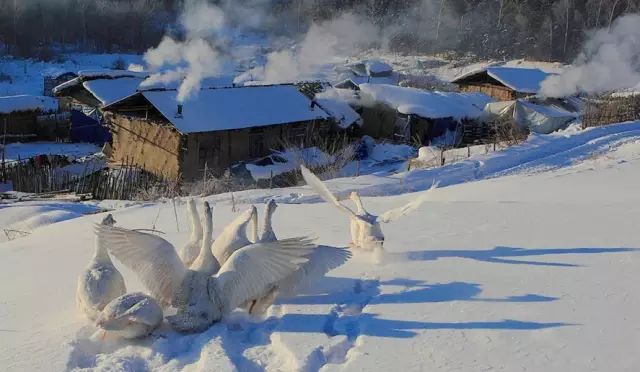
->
(141, 0, 227, 102)
(241, 13, 380, 84)
(541, 14, 640, 97)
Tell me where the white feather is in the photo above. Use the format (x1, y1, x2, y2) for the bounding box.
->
(377, 182, 439, 223)
(300, 165, 358, 218)
(215, 237, 316, 313)
(94, 224, 188, 305)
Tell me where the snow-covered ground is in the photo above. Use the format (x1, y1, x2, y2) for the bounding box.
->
(2, 121, 640, 371)
(3, 142, 101, 163)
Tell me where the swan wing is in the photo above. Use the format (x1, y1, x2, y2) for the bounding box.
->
(94, 224, 187, 304)
(377, 182, 439, 224)
(300, 165, 357, 218)
(278, 246, 352, 296)
(215, 237, 316, 313)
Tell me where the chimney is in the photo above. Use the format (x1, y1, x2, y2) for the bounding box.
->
(175, 104, 183, 118)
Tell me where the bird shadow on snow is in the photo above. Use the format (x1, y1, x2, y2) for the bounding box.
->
(405, 246, 639, 267)
(277, 276, 569, 340)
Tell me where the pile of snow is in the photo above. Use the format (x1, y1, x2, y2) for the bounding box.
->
(0, 95, 58, 114)
(0, 201, 102, 243)
(360, 84, 493, 120)
(246, 147, 334, 181)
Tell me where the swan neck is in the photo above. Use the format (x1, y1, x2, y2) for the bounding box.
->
(196, 205, 220, 273)
(353, 193, 365, 214)
(189, 201, 203, 239)
(251, 208, 258, 243)
(93, 235, 112, 264)
(260, 204, 275, 241)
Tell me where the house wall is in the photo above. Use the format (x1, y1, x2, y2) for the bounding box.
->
(104, 112, 183, 179)
(360, 104, 398, 139)
(181, 120, 331, 181)
(0, 112, 40, 142)
(458, 83, 516, 101)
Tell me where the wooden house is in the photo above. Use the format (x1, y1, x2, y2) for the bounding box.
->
(43, 72, 78, 97)
(0, 95, 59, 143)
(352, 84, 493, 146)
(53, 70, 148, 144)
(102, 84, 348, 181)
(452, 67, 552, 101)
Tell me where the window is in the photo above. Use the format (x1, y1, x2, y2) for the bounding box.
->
(249, 131, 265, 158)
(287, 126, 306, 147)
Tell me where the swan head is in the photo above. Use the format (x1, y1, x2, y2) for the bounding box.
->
(266, 199, 278, 216)
(101, 214, 117, 226)
(167, 293, 219, 333)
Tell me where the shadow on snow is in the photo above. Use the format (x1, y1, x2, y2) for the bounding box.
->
(405, 246, 639, 267)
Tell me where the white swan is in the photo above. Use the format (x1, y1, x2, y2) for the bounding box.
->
(95, 222, 316, 333)
(349, 191, 365, 248)
(76, 214, 126, 321)
(260, 199, 278, 243)
(189, 201, 220, 275)
(246, 199, 352, 315)
(211, 205, 258, 265)
(95, 292, 163, 339)
(301, 165, 438, 250)
(179, 198, 203, 267)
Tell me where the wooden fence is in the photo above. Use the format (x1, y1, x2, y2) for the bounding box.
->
(1, 157, 172, 200)
(583, 95, 640, 128)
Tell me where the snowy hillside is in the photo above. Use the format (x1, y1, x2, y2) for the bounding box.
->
(2, 122, 640, 371)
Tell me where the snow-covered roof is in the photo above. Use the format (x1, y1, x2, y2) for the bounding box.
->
(139, 76, 235, 92)
(359, 84, 493, 120)
(345, 60, 394, 77)
(133, 85, 330, 133)
(453, 67, 553, 94)
(52, 70, 149, 97)
(518, 100, 577, 118)
(83, 77, 143, 106)
(366, 60, 393, 76)
(0, 95, 59, 115)
(76, 70, 148, 79)
(315, 97, 362, 128)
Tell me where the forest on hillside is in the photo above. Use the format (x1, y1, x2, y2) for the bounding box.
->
(1, 0, 639, 62)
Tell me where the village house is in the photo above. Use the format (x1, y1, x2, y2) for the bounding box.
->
(53, 70, 148, 144)
(102, 84, 357, 180)
(334, 59, 400, 90)
(0, 95, 60, 143)
(43, 71, 78, 97)
(349, 84, 493, 146)
(452, 67, 553, 101)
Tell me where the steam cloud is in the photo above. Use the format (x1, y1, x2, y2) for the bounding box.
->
(540, 14, 640, 97)
(141, 0, 227, 102)
(140, 0, 468, 101)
